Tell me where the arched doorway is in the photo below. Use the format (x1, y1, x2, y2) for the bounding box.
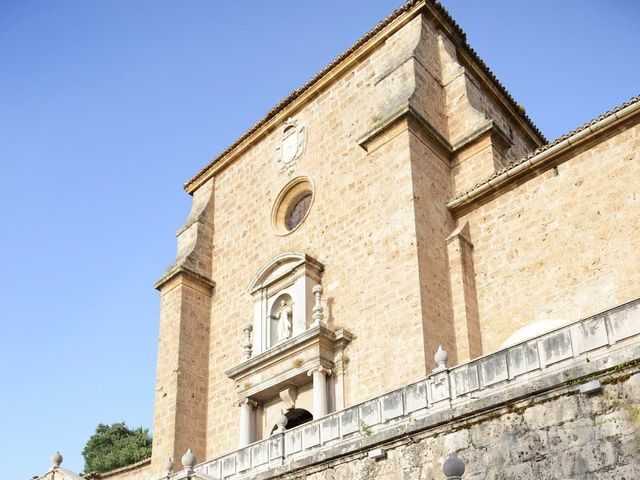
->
(270, 408, 313, 434)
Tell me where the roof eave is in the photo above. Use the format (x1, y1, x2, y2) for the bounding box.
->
(446, 94, 640, 213)
(184, 0, 547, 194)
(183, 0, 426, 194)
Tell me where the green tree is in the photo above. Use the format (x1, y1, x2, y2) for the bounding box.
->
(82, 422, 152, 473)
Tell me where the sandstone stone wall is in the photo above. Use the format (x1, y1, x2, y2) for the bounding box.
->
(205, 65, 427, 460)
(271, 367, 640, 480)
(407, 121, 456, 365)
(199, 8, 547, 459)
(201, 13, 431, 460)
(97, 462, 151, 480)
(152, 273, 212, 467)
(147, 1, 629, 469)
(459, 122, 640, 353)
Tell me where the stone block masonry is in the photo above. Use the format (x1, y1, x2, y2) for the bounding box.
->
(168, 298, 640, 480)
(85, 0, 640, 477)
(33, 0, 640, 478)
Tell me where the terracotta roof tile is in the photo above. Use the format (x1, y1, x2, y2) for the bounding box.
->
(85, 457, 151, 479)
(449, 94, 640, 203)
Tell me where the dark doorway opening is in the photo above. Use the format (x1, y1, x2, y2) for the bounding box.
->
(270, 408, 313, 434)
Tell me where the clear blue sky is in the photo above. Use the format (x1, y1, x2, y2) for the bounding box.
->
(1, 1, 638, 478)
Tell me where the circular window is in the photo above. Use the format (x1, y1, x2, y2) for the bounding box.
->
(271, 177, 314, 235)
(285, 192, 312, 231)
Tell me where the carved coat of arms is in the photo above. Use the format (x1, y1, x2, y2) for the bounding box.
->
(276, 118, 306, 173)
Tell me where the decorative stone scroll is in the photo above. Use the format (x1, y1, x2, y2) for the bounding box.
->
(275, 118, 306, 174)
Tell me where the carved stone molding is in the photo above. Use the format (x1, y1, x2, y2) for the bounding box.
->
(238, 398, 258, 408)
(275, 118, 306, 174)
(279, 387, 298, 410)
(307, 365, 332, 377)
(225, 324, 352, 402)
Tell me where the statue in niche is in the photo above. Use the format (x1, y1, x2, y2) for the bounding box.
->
(277, 300, 292, 340)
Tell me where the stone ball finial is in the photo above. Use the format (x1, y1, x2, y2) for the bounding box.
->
(51, 451, 63, 468)
(434, 345, 449, 369)
(164, 457, 174, 475)
(312, 284, 322, 295)
(276, 411, 289, 430)
(243, 322, 253, 332)
(181, 449, 197, 470)
(271, 409, 289, 434)
(443, 452, 465, 478)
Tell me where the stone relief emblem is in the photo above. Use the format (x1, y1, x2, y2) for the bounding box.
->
(276, 118, 306, 174)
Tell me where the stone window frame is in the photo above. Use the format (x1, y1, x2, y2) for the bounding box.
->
(271, 176, 315, 236)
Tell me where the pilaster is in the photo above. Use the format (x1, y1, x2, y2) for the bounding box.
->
(446, 222, 482, 362)
(150, 179, 215, 473)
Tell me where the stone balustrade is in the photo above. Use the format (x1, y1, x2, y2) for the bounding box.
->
(182, 298, 640, 480)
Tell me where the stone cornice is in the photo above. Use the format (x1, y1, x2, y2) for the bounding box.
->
(450, 119, 512, 154)
(358, 104, 513, 164)
(246, 251, 323, 295)
(225, 324, 340, 380)
(358, 103, 452, 156)
(225, 324, 353, 402)
(333, 328, 354, 349)
(447, 94, 640, 214)
(154, 263, 216, 292)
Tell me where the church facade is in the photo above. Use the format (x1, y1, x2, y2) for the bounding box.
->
(41, 1, 640, 479)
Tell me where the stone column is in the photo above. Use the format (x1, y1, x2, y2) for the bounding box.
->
(239, 399, 256, 447)
(308, 366, 331, 419)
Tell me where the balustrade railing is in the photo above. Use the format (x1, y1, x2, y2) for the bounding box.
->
(190, 298, 640, 479)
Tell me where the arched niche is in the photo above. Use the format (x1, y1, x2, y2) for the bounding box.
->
(270, 293, 293, 346)
(247, 252, 323, 354)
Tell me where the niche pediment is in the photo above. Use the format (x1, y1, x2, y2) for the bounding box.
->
(246, 252, 323, 355)
(246, 251, 322, 294)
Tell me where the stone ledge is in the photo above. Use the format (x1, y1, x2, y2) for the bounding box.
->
(446, 95, 640, 214)
(87, 458, 151, 479)
(357, 103, 452, 156)
(153, 263, 215, 292)
(358, 104, 513, 163)
(226, 325, 353, 401)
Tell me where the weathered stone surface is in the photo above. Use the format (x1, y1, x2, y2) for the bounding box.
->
(101, 1, 640, 479)
(381, 390, 404, 421)
(404, 381, 427, 413)
(320, 416, 340, 444)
